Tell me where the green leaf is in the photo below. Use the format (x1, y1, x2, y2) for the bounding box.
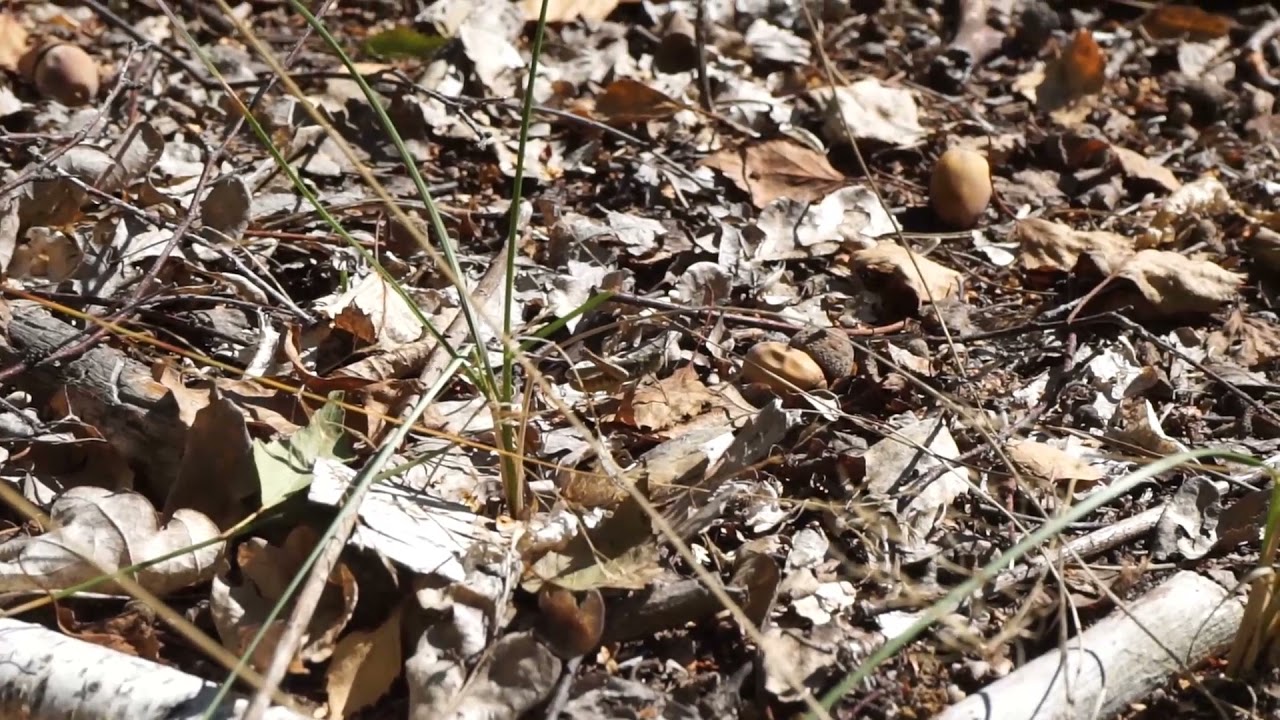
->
(253, 393, 349, 510)
(364, 26, 448, 60)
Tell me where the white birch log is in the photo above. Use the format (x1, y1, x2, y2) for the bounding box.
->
(0, 618, 307, 720)
(937, 570, 1245, 720)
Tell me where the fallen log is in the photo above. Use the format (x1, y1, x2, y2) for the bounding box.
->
(0, 301, 186, 499)
(0, 617, 307, 720)
(937, 570, 1244, 720)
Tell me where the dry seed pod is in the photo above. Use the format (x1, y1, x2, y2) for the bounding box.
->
(536, 584, 605, 659)
(742, 341, 826, 394)
(32, 44, 99, 106)
(929, 148, 992, 229)
(790, 327, 857, 384)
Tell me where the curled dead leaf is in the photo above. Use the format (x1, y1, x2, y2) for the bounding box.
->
(849, 242, 962, 310)
(1036, 29, 1105, 113)
(326, 606, 403, 718)
(0, 13, 30, 72)
(211, 524, 358, 672)
(594, 79, 682, 124)
(1084, 248, 1244, 316)
(0, 487, 222, 596)
(1110, 146, 1180, 194)
(536, 584, 605, 659)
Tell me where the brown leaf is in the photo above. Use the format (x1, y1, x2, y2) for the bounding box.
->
(536, 585, 605, 659)
(1219, 311, 1280, 368)
(165, 390, 259, 531)
(730, 547, 780, 628)
(594, 79, 682, 124)
(1142, 6, 1234, 41)
(1088, 248, 1244, 316)
(526, 479, 663, 592)
(1014, 218, 1132, 273)
(616, 364, 716, 431)
(1036, 30, 1106, 113)
(0, 487, 222, 596)
(1107, 398, 1184, 456)
(849, 242, 961, 308)
(319, 273, 425, 350)
(1006, 439, 1104, 490)
(704, 139, 847, 207)
(0, 13, 29, 72)
(521, 0, 619, 23)
(214, 525, 359, 670)
(1111, 146, 1181, 194)
(281, 324, 377, 393)
(55, 604, 162, 660)
(326, 606, 403, 718)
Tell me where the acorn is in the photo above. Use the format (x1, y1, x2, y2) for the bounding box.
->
(929, 148, 992, 229)
(742, 341, 827, 394)
(31, 44, 99, 106)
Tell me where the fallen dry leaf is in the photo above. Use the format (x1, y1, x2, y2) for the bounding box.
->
(703, 139, 847, 207)
(1107, 398, 1186, 456)
(0, 13, 29, 72)
(317, 272, 426, 350)
(1111, 146, 1180, 194)
(211, 524, 358, 671)
(814, 78, 925, 147)
(326, 605, 403, 718)
(55, 604, 162, 661)
(520, 0, 619, 23)
(1147, 175, 1232, 247)
(1006, 439, 1105, 491)
(859, 418, 968, 543)
(850, 242, 962, 308)
(594, 79, 683, 124)
(164, 390, 259, 531)
(0, 486, 221, 596)
(1036, 29, 1106, 113)
(615, 364, 718, 432)
(1142, 6, 1234, 41)
(1213, 310, 1280, 368)
(527, 479, 663, 593)
(1014, 217, 1132, 273)
(1085, 248, 1244, 316)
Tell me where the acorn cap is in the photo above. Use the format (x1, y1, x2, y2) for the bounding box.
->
(790, 327, 857, 384)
